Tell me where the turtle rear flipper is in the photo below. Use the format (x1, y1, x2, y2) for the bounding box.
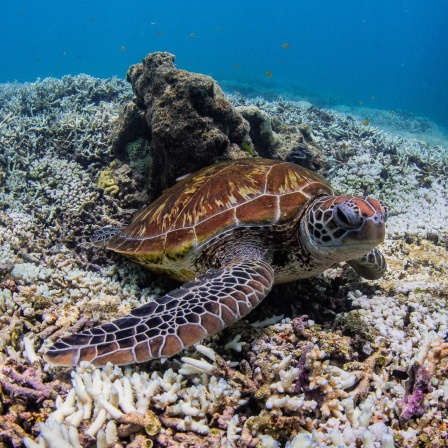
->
(44, 259, 274, 367)
(347, 248, 387, 280)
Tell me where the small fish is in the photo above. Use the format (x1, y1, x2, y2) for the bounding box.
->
(233, 64, 240, 70)
(157, 31, 163, 36)
(151, 21, 157, 26)
(266, 70, 272, 78)
(62, 51, 67, 56)
(121, 46, 126, 52)
(362, 119, 369, 126)
(89, 16, 95, 22)
(358, 100, 364, 106)
(281, 43, 291, 49)
(190, 32, 195, 38)
(370, 96, 375, 100)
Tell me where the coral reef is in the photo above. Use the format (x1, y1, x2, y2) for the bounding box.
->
(0, 64, 447, 446)
(335, 104, 448, 149)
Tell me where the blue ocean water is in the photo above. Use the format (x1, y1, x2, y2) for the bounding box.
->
(1, 0, 447, 127)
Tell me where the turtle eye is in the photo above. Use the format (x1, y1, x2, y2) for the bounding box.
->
(333, 203, 362, 229)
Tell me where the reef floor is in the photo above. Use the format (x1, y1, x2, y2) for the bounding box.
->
(0, 75, 447, 447)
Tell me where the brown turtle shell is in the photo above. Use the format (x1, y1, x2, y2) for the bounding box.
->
(107, 158, 333, 266)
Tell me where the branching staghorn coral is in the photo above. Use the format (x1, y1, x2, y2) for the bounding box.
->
(24, 346, 251, 446)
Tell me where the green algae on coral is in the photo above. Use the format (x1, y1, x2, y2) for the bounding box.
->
(126, 137, 152, 173)
(240, 140, 255, 156)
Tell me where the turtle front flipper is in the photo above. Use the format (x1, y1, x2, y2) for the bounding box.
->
(92, 225, 122, 247)
(44, 260, 274, 367)
(347, 248, 387, 280)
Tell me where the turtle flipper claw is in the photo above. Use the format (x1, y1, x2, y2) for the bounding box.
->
(44, 259, 274, 367)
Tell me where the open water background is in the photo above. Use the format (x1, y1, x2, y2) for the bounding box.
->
(1, 0, 447, 127)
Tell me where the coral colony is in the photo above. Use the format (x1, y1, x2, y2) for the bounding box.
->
(0, 53, 447, 447)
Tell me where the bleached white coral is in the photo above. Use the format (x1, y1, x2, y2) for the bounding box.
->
(22, 336, 40, 364)
(260, 435, 280, 448)
(251, 314, 284, 328)
(0, 288, 15, 315)
(224, 334, 246, 352)
(23, 421, 82, 448)
(270, 366, 299, 393)
(27, 350, 249, 445)
(225, 414, 241, 447)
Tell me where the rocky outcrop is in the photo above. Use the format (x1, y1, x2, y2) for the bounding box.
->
(237, 106, 325, 173)
(236, 106, 281, 158)
(112, 52, 254, 197)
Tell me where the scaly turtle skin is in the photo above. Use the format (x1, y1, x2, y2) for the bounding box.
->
(45, 158, 388, 366)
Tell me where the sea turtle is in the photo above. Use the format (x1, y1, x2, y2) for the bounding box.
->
(45, 158, 388, 367)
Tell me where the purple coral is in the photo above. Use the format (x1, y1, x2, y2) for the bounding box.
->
(398, 362, 433, 423)
(294, 343, 313, 394)
(1, 365, 54, 403)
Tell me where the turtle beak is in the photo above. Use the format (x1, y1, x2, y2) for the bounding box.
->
(365, 197, 387, 243)
(356, 216, 385, 246)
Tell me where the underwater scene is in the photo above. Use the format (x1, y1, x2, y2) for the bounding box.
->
(0, 1, 448, 447)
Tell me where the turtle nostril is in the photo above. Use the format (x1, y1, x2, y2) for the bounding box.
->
(382, 205, 389, 222)
(378, 201, 389, 222)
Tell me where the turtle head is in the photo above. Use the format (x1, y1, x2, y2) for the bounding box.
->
(301, 195, 388, 260)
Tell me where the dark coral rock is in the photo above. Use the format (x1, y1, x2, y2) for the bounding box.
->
(236, 106, 280, 158)
(237, 105, 325, 173)
(0, 262, 14, 279)
(112, 52, 252, 198)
